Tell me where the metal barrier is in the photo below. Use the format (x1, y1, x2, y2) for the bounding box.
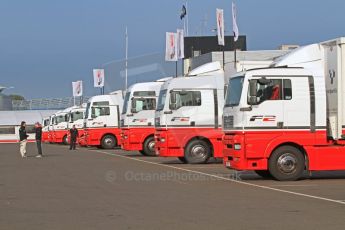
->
(12, 97, 91, 110)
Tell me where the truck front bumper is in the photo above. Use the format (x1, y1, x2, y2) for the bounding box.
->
(223, 133, 267, 170)
(154, 129, 184, 157)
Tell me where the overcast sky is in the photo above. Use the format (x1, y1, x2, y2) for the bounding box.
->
(1, 0, 345, 99)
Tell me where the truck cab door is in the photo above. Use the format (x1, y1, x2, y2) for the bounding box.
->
(130, 97, 156, 126)
(166, 90, 203, 127)
(246, 78, 284, 129)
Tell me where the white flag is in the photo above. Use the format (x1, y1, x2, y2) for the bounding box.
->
(72, 81, 83, 97)
(216, 8, 225, 46)
(165, 32, 178, 61)
(232, 2, 239, 42)
(177, 29, 185, 59)
(93, 69, 105, 88)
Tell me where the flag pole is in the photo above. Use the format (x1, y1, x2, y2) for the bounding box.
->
(125, 26, 128, 91)
(234, 35, 237, 69)
(223, 46, 225, 70)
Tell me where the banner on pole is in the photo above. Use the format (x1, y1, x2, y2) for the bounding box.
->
(93, 69, 105, 88)
(216, 8, 225, 46)
(177, 29, 184, 59)
(165, 32, 178, 61)
(72, 81, 83, 97)
(232, 2, 239, 42)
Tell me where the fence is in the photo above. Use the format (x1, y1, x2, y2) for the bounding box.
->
(12, 97, 91, 110)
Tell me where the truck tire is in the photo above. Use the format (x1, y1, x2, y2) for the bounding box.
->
(268, 146, 305, 181)
(101, 135, 116, 149)
(62, 135, 68, 145)
(178, 157, 187, 163)
(255, 170, 272, 178)
(184, 139, 211, 164)
(142, 136, 157, 157)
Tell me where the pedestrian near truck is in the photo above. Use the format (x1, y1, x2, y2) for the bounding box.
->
(69, 125, 79, 150)
(35, 122, 43, 158)
(19, 121, 29, 158)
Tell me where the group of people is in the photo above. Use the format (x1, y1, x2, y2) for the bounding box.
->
(19, 121, 42, 158)
(18, 122, 79, 158)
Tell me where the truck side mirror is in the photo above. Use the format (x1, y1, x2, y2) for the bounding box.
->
(169, 104, 177, 110)
(170, 92, 176, 104)
(91, 108, 96, 118)
(249, 80, 257, 97)
(248, 96, 258, 105)
(248, 80, 258, 105)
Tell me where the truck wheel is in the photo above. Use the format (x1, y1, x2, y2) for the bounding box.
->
(255, 170, 272, 178)
(63, 135, 68, 145)
(101, 135, 116, 149)
(142, 136, 157, 157)
(268, 146, 305, 181)
(184, 139, 211, 164)
(178, 157, 187, 163)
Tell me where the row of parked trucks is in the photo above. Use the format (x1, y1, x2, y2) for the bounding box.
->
(43, 37, 345, 181)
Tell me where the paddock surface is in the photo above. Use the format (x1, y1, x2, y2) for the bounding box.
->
(1, 143, 345, 230)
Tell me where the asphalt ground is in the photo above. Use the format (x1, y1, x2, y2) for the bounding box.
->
(1, 143, 345, 230)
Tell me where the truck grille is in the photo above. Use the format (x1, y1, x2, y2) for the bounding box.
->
(223, 115, 234, 129)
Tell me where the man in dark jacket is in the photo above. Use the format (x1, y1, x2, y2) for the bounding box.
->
(35, 122, 43, 157)
(19, 121, 29, 158)
(69, 125, 79, 150)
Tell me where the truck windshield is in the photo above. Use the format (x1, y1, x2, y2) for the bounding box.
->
(157, 89, 167, 111)
(132, 98, 156, 112)
(56, 115, 67, 124)
(225, 76, 244, 107)
(122, 92, 130, 114)
(71, 111, 84, 122)
(85, 102, 91, 119)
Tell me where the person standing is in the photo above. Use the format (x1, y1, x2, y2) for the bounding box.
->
(19, 121, 29, 158)
(35, 122, 43, 158)
(69, 125, 79, 150)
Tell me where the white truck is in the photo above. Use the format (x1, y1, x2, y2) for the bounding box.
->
(42, 117, 50, 142)
(68, 105, 86, 130)
(82, 90, 124, 149)
(223, 37, 345, 181)
(154, 62, 226, 163)
(66, 105, 86, 144)
(51, 106, 76, 144)
(120, 78, 170, 156)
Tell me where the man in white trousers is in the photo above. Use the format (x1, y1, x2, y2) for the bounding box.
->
(19, 121, 29, 158)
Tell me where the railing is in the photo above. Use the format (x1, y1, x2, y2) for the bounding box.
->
(12, 97, 91, 110)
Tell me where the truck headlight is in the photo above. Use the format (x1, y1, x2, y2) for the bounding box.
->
(234, 144, 241, 150)
(160, 138, 166, 143)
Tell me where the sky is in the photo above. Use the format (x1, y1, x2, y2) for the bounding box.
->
(1, 0, 345, 99)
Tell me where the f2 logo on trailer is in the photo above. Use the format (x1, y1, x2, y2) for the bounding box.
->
(250, 115, 276, 122)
